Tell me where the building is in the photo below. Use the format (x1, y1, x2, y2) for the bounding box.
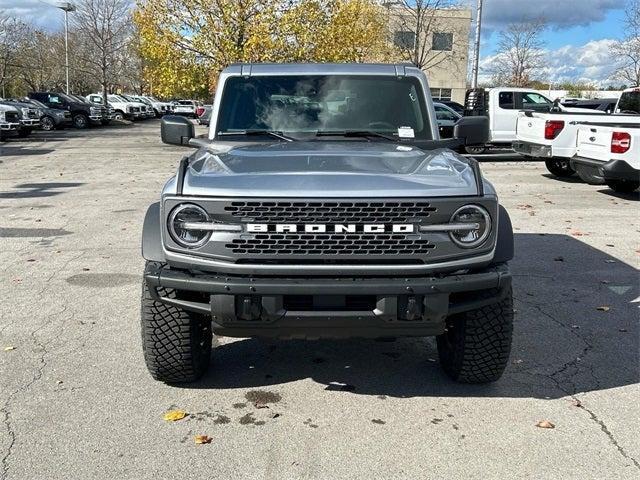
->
(382, 3, 472, 104)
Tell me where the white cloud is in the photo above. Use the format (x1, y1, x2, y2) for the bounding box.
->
(479, 39, 622, 86)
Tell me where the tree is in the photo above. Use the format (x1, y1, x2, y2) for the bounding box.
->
(384, 0, 467, 71)
(72, 0, 133, 102)
(488, 18, 546, 87)
(0, 15, 31, 97)
(133, 0, 391, 98)
(611, 0, 640, 87)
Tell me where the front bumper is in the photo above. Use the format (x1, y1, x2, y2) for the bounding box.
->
(20, 119, 40, 128)
(512, 141, 552, 158)
(1, 122, 20, 131)
(144, 262, 511, 339)
(89, 115, 103, 124)
(571, 157, 640, 182)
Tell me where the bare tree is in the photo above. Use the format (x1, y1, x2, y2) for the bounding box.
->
(488, 18, 546, 87)
(384, 0, 467, 71)
(0, 15, 31, 97)
(611, 0, 640, 87)
(72, 0, 132, 101)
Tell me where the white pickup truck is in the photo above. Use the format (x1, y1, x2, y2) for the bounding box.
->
(570, 122, 640, 193)
(463, 87, 588, 154)
(513, 87, 640, 178)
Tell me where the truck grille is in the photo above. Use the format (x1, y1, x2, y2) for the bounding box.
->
(5, 112, 19, 123)
(223, 201, 437, 257)
(224, 201, 437, 223)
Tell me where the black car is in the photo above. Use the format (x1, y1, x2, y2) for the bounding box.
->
(29, 92, 105, 129)
(22, 98, 72, 131)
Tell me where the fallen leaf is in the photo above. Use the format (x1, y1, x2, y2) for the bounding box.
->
(194, 434, 212, 444)
(571, 399, 582, 408)
(596, 306, 610, 312)
(604, 260, 616, 264)
(253, 401, 269, 409)
(535, 420, 555, 429)
(4, 346, 16, 351)
(163, 409, 187, 422)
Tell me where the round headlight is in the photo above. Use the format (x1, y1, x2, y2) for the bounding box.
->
(449, 205, 491, 248)
(168, 204, 211, 248)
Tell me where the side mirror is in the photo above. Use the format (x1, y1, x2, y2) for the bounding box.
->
(454, 116, 488, 146)
(161, 115, 195, 146)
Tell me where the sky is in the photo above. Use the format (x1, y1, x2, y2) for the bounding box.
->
(0, 0, 627, 86)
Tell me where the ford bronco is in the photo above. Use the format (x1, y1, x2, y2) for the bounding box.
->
(141, 63, 514, 384)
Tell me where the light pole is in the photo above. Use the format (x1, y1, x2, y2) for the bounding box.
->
(56, 2, 76, 95)
(470, 0, 484, 89)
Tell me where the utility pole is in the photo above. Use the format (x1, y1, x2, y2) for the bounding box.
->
(56, 2, 76, 95)
(470, 0, 484, 89)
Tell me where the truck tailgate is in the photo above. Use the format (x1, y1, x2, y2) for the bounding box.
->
(516, 114, 549, 144)
(577, 126, 611, 161)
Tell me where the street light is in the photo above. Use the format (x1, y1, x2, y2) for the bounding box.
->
(470, 0, 484, 89)
(55, 2, 76, 95)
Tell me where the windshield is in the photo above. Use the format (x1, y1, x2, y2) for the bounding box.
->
(108, 95, 125, 103)
(617, 91, 640, 113)
(217, 75, 432, 139)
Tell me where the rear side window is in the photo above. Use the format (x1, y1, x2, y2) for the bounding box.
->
(617, 91, 640, 114)
(498, 92, 514, 109)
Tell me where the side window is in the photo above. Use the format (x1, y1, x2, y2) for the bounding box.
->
(522, 93, 551, 106)
(498, 92, 514, 110)
(48, 94, 62, 106)
(435, 106, 456, 121)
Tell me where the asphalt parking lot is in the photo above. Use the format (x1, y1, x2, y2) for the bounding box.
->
(0, 121, 638, 480)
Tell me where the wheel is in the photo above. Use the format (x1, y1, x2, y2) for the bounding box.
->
(437, 288, 513, 383)
(465, 145, 486, 155)
(101, 119, 111, 126)
(141, 263, 212, 383)
(605, 179, 639, 193)
(545, 158, 575, 177)
(72, 113, 89, 129)
(40, 116, 56, 131)
(113, 111, 124, 121)
(575, 165, 605, 185)
(16, 128, 31, 138)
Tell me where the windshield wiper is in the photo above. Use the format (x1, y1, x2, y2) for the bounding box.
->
(218, 130, 296, 142)
(315, 130, 398, 142)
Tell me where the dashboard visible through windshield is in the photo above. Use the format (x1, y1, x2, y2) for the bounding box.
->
(216, 75, 433, 140)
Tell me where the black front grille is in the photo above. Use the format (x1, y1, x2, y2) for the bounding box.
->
(5, 112, 19, 123)
(224, 201, 437, 223)
(226, 233, 435, 256)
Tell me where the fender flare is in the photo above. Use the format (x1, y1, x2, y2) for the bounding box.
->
(142, 202, 165, 262)
(493, 205, 514, 264)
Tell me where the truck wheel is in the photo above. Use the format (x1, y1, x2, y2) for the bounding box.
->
(545, 158, 575, 177)
(141, 268, 212, 383)
(72, 113, 89, 129)
(113, 111, 124, 121)
(465, 145, 486, 155)
(576, 166, 605, 185)
(605, 179, 639, 193)
(437, 289, 513, 383)
(40, 116, 56, 131)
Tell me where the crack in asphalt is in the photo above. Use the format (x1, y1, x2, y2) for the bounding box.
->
(514, 297, 639, 471)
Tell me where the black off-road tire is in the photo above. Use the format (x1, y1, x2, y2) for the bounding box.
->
(437, 289, 514, 383)
(545, 158, 575, 177)
(141, 268, 212, 383)
(72, 113, 89, 129)
(40, 115, 56, 131)
(606, 179, 639, 193)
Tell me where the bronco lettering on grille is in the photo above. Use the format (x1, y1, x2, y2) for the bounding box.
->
(246, 224, 415, 233)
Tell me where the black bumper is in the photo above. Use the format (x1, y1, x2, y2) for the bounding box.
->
(144, 263, 512, 339)
(571, 157, 640, 182)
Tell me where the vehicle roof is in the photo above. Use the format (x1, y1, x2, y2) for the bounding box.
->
(223, 63, 422, 76)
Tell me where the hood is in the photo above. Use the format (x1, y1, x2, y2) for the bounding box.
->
(178, 141, 481, 198)
(0, 104, 19, 113)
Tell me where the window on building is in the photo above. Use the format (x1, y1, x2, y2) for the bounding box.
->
(432, 33, 453, 51)
(498, 92, 515, 109)
(430, 88, 452, 101)
(394, 30, 416, 49)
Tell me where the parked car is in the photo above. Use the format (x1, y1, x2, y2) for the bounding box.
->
(0, 99, 42, 137)
(512, 94, 638, 179)
(22, 98, 72, 131)
(439, 100, 465, 115)
(86, 94, 145, 121)
(29, 92, 104, 129)
(121, 95, 155, 118)
(66, 94, 112, 126)
(434, 102, 461, 138)
(561, 98, 619, 113)
(197, 105, 212, 125)
(0, 103, 21, 140)
(143, 63, 513, 386)
(570, 122, 640, 192)
(463, 87, 589, 154)
(129, 95, 172, 117)
(615, 87, 640, 114)
(171, 100, 201, 117)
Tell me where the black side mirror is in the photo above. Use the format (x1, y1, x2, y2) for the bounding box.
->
(161, 115, 194, 146)
(454, 116, 489, 146)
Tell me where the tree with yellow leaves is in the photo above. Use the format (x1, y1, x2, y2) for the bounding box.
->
(133, 0, 392, 97)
